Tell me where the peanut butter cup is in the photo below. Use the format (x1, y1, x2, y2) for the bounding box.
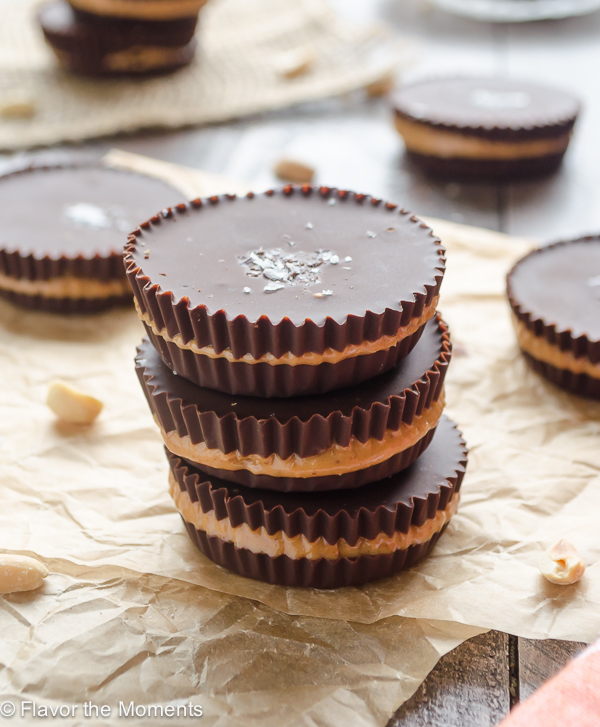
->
(39, 1, 199, 77)
(392, 77, 580, 180)
(125, 186, 446, 397)
(0, 163, 182, 313)
(507, 236, 600, 398)
(168, 415, 466, 589)
(135, 314, 451, 492)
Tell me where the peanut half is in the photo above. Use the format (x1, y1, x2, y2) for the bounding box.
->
(47, 380, 103, 424)
(0, 555, 48, 594)
(539, 539, 586, 585)
(276, 47, 316, 79)
(274, 158, 315, 184)
(0, 94, 37, 119)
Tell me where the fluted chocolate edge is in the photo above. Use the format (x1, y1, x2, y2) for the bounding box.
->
(142, 317, 426, 397)
(507, 236, 600, 364)
(135, 314, 452, 459)
(182, 520, 451, 588)
(522, 352, 600, 399)
(0, 288, 132, 313)
(187, 426, 438, 492)
(123, 186, 446, 358)
(167, 424, 466, 545)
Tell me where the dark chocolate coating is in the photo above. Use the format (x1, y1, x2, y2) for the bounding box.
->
(39, 1, 198, 77)
(0, 163, 182, 282)
(184, 520, 448, 589)
(508, 236, 600, 345)
(522, 353, 600, 400)
(171, 415, 466, 588)
(135, 315, 450, 491)
(405, 151, 567, 182)
(124, 187, 446, 360)
(0, 289, 132, 314)
(141, 310, 426, 397)
(392, 77, 580, 140)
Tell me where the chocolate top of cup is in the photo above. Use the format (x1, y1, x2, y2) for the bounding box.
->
(124, 186, 445, 334)
(508, 236, 600, 343)
(392, 77, 580, 139)
(168, 415, 467, 543)
(0, 164, 182, 279)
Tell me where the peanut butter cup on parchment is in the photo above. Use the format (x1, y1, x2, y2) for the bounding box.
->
(508, 236, 600, 399)
(0, 162, 182, 313)
(135, 314, 451, 492)
(392, 77, 580, 180)
(124, 186, 446, 397)
(167, 415, 467, 589)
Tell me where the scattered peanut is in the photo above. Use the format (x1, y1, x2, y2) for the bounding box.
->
(539, 539, 586, 585)
(47, 380, 103, 424)
(0, 94, 37, 119)
(0, 555, 48, 594)
(274, 157, 315, 184)
(276, 47, 316, 79)
(365, 74, 395, 98)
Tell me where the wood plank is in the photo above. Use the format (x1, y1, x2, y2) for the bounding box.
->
(518, 638, 588, 702)
(388, 631, 511, 727)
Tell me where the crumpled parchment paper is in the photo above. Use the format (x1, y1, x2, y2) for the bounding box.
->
(1, 152, 598, 724)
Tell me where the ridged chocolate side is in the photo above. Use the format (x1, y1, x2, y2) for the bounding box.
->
(183, 521, 448, 589)
(167, 415, 466, 545)
(391, 78, 580, 141)
(123, 187, 446, 361)
(187, 426, 437, 492)
(0, 289, 132, 314)
(394, 110, 577, 142)
(135, 314, 451, 461)
(143, 317, 426, 397)
(507, 237, 600, 365)
(523, 352, 600, 400)
(0, 162, 182, 282)
(405, 151, 567, 181)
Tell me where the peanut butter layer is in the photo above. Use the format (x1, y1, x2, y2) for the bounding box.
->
(104, 45, 193, 72)
(136, 295, 439, 367)
(0, 273, 131, 299)
(170, 471, 459, 560)
(160, 393, 444, 478)
(394, 117, 570, 161)
(68, 0, 207, 19)
(513, 316, 600, 379)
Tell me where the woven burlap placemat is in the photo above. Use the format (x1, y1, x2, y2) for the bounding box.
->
(0, 0, 407, 150)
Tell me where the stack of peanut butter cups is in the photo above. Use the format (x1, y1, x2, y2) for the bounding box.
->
(37, 0, 209, 77)
(127, 185, 468, 589)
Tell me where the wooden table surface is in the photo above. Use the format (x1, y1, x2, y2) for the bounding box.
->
(4, 0, 598, 723)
